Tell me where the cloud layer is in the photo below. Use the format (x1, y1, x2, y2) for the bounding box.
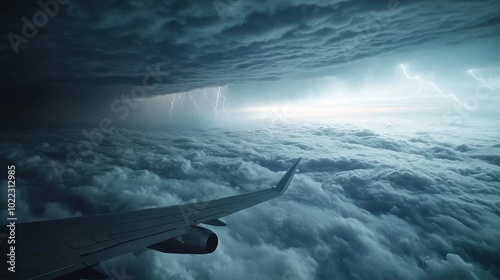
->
(2, 0, 500, 94)
(1, 118, 499, 279)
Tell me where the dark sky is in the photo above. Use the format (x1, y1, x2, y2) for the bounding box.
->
(1, 0, 500, 125)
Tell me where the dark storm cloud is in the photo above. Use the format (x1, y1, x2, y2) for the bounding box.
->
(2, 0, 500, 104)
(1, 120, 499, 279)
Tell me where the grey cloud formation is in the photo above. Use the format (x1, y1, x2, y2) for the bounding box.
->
(2, 0, 500, 101)
(1, 119, 499, 279)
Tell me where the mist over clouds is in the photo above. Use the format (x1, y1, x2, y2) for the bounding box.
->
(1, 119, 499, 279)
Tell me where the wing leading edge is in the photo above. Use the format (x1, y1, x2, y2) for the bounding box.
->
(1, 157, 302, 280)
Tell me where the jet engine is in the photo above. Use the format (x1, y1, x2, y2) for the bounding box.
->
(148, 226, 218, 254)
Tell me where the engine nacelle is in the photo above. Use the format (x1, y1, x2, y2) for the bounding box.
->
(148, 226, 218, 254)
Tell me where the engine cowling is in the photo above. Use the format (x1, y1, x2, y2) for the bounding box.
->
(148, 226, 218, 254)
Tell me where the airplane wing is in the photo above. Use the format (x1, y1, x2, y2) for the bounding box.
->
(1, 158, 302, 280)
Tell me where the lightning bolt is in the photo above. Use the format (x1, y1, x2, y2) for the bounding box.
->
(214, 87, 220, 115)
(400, 64, 473, 110)
(220, 89, 230, 119)
(167, 87, 230, 118)
(169, 93, 177, 115)
(214, 86, 230, 119)
(188, 92, 201, 114)
(203, 89, 216, 112)
(468, 69, 496, 91)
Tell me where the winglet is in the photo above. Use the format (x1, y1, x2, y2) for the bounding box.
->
(273, 157, 302, 194)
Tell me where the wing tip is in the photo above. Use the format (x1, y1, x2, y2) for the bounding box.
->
(273, 157, 302, 194)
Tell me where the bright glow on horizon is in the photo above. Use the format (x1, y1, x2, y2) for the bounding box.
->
(133, 65, 499, 124)
(234, 97, 439, 120)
